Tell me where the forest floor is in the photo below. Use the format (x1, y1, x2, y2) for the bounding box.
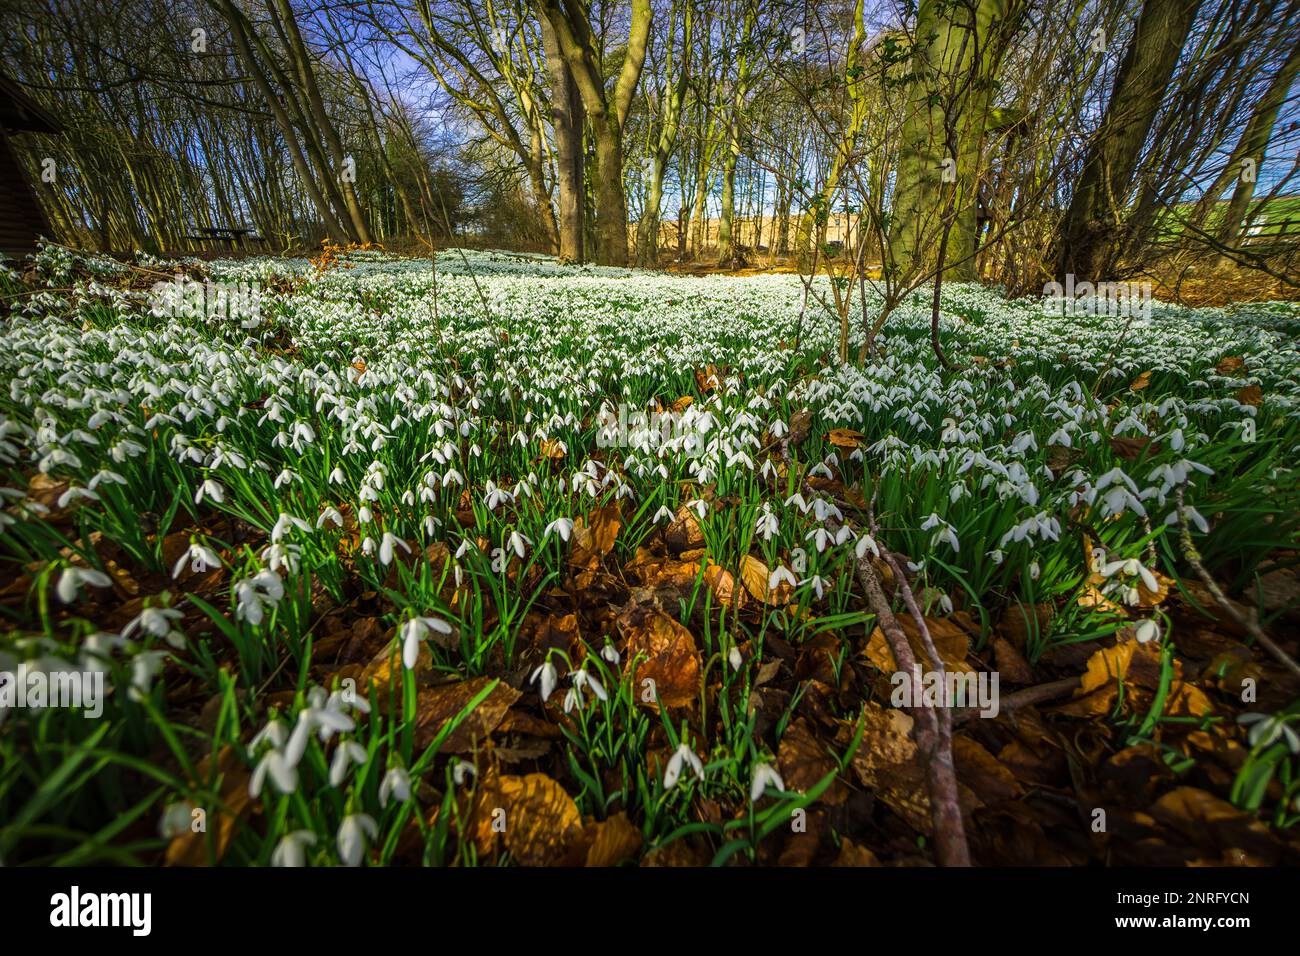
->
(0, 243, 1298, 866)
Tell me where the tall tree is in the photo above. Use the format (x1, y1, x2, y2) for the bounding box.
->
(538, 0, 652, 265)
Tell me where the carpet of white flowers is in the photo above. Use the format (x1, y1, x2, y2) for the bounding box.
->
(1, 244, 1298, 866)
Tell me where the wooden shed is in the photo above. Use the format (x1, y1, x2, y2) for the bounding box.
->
(0, 72, 61, 258)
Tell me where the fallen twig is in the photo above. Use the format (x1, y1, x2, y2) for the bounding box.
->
(779, 436, 971, 865)
(1175, 486, 1300, 682)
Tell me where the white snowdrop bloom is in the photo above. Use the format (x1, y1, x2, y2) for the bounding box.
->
(801, 575, 827, 599)
(122, 606, 184, 649)
(1134, 619, 1161, 644)
(663, 742, 705, 790)
(159, 801, 194, 839)
(250, 719, 289, 751)
(686, 498, 707, 519)
(507, 530, 530, 559)
(854, 535, 881, 560)
(378, 532, 410, 567)
(728, 645, 743, 671)
(56, 566, 112, 604)
(811, 497, 842, 522)
(601, 642, 620, 666)
(784, 492, 809, 513)
(986, 549, 1005, 565)
(380, 766, 413, 806)
(769, 418, 788, 438)
(483, 480, 512, 510)
(755, 505, 779, 540)
(195, 478, 224, 505)
(271, 830, 317, 867)
(749, 762, 786, 802)
(1165, 506, 1209, 534)
(653, 505, 674, 523)
(250, 750, 299, 798)
(806, 527, 833, 553)
(329, 739, 369, 787)
(565, 668, 608, 711)
(530, 659, 558, 703)
(1028, 562, 1041, 581)
(544, 517, 574, 542)
(337, 814, 378, 867)
(1238, 713, 1300, 752)
(358, 505, 373, 524)
(271, 512, 312, 542)
(401, 615, 452, 669)
(329, 466, 346, 485)
(768, 565, 798, 590)
(171, 542, 221, 579)
(235, 570, 285, 626)
(452, 760, 477, 787)
(316, 507, 344, 529)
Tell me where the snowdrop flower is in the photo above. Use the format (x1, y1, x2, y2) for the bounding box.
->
(854, 534, 881, 560)
(728, 645, 743, 671)
(378, 532, 410, 566)
(653, 505, 674, 523)
(1238, 713, 1300, 753)
(530, 659, 558, 703)
(768, 565, 797, 590)
(800, 574, 826, 599)
(601, 642, 620, 666)
(749, 762, 786, 802)
(686, 498, 707, 520)
(234, 569, 284, 626)
(250, 719, 289, 751)
(337, 814, 378, 867)
(806, 527, 833, 553)
(159, 801, 194, 839)
(1165, 505, 1209, 534)
(401, 615, 452, 669)
(380, 766, 413, 806)
(194, 478, 224, 505)
(316, 507, 344, 529)
(56, 566, 111, 604)
(171, 542, 221, 579)
(507, 530, 530, 559)
(544, 517, 574, 542)
(329, 740, 369, 787)
(564, 668, 608, 712)
(483, 480, 512, 510)
(755, 505, 779, 540)
(271, 512, 311, 542)
(986, 549, 1004, 565)
(271, 830, 317, 867)
(1134, 619, 1161, 644)
(1028, 561, 1040, 581)
(663, 742, 705, 790)
(452, 760, 477, 787)
(250, 749, 298, 798)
